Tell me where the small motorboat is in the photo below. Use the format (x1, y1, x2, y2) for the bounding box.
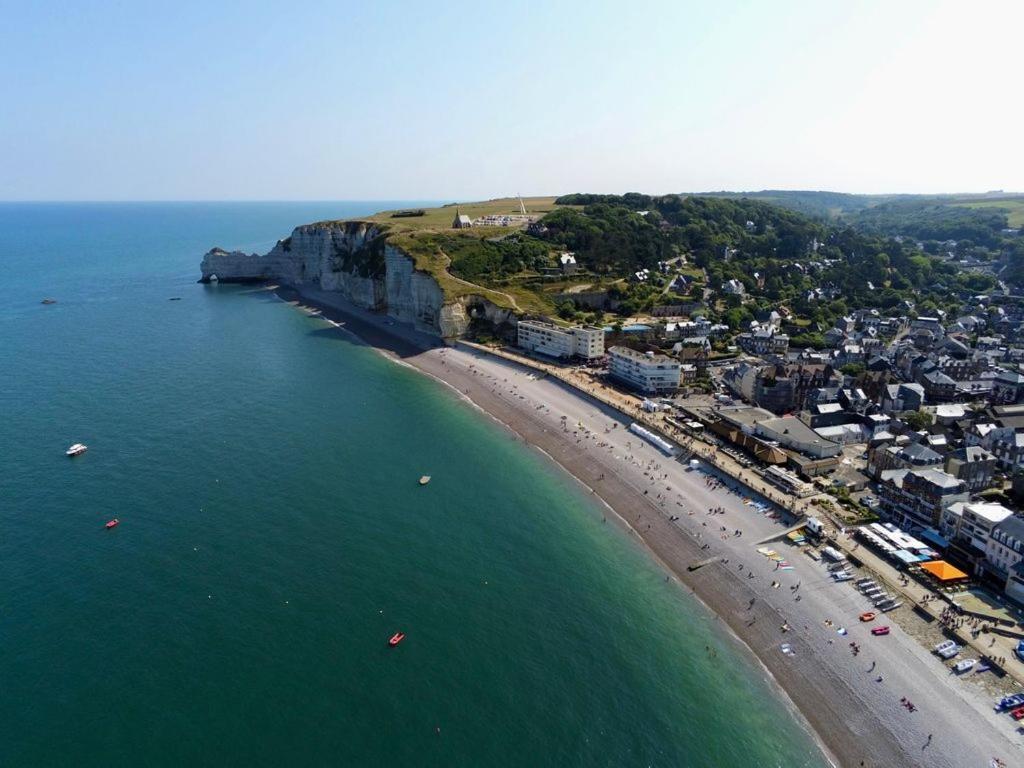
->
(66, 443, 88, 457)
(859, 612, 877, 622)
(419, 476, 431, 486)
(41, 298, 57, 305)
(871, 626, 890, 636)
(954, 658, 976, 674)
(388, 632, 405, 647)
(996, 692, 1024, 711)
(105, 518, 119, 529)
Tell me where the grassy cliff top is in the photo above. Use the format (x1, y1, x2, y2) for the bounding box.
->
(366, 196, 563, 231)
(351, 197, 567, 313)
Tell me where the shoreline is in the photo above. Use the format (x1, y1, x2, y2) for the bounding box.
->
(269, 283, 1019, 768)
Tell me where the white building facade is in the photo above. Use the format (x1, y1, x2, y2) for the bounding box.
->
(608, 346, 681, 394)
(517, 320, 604, 360)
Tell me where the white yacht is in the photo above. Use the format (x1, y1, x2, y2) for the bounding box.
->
(66, 443, 88, 457)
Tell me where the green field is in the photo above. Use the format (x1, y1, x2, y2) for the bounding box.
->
(950, 197, 1024, 228)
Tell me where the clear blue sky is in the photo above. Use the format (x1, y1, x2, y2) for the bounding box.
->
(2, 0, 1022, 200)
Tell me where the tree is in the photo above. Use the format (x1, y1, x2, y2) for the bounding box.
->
(902, 410, 934, 431)
(840, 363, 865, 377)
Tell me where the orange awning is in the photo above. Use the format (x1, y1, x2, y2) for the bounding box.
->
(920, 560, 968, 582)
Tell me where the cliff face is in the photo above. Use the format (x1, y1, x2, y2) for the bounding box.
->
(200, 221, 516, 339)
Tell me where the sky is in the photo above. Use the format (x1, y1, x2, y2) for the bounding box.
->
(1, 0, 1022, 200)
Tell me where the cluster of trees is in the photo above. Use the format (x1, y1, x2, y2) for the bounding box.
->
(850, 202, 1009, 248)
(444, 233, 552, 281)
(540, 204, 672, 273)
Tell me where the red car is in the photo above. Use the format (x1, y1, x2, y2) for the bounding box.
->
(871, 626, 890, 636)
(1012, 706, 1024, 721)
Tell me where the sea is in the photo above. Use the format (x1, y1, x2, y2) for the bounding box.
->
(0, 202, 828, 767)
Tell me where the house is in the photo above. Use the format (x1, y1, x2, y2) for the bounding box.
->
(919, 370, 957, 402)
(723, 361, 837, 415)
(722, 279, 746, 296)
(944, 446, 997, 493)
(867, 440, 943, 479)
(911, 316, 944, 337)
(881, 382, 925, 414)
(558, 252, 579, 275)
(992, 369, 1024, 404)
(737, 328, 789, 356)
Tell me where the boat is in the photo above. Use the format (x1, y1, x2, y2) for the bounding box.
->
(41, 298, 57, 305)
(871, 626, 890, 636)
(996, 693, 1024, 711)
(105, 518, 119, 529)
(934, 640, 961, 660)
(1016, 639, 1024, 663)
(388, 632, 405, 647)
(66, 443, 88, 457)
(954, 659, 976, 674)
(1013, 706, 1024, 721)
(419, 475, 431, 486)
(859, 612, 876, 622)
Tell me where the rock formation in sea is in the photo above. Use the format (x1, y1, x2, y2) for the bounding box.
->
(199, 221, 516, 339)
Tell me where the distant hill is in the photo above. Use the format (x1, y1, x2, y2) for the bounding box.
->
(691, 189, 1024, 233)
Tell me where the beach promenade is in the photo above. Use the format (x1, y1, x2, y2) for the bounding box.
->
(283, 286, 1023, 768)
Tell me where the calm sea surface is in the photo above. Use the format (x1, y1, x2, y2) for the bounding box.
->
(0, 202, 827, 767)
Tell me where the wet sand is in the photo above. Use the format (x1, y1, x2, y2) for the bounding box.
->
(275, 285, 1021, 768)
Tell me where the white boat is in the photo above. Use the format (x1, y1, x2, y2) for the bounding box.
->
(934, 640, 961, 660)
(954, 658, 976, 674)
(66, 443, 88, 457)
(419, 475, 431, 486)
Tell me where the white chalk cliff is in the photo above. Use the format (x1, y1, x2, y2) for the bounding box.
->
(200, 221, 516, 339)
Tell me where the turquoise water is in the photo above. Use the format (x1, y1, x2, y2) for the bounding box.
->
(0, 203, 827, 767)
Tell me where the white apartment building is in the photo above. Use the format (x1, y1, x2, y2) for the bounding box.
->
(517, 320, 604, 360)
(987, 516, 1024, 579)
(608, 346, 681, 394)
(941, 501, 1014, 553)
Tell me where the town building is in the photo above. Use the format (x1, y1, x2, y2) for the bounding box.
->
(737, 328, 790, 356)
(716, 406, 842, 459)
(878, 468, 969, 532)
(941, 502, 1014, 577)
(866, 440, 943, 479)
(607, 346, 681, 394)
(558, 252, 579, 275)
(985, 515, 1024, 591)
(517, 320, 604, 360)
(944, 445, 997, 493)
